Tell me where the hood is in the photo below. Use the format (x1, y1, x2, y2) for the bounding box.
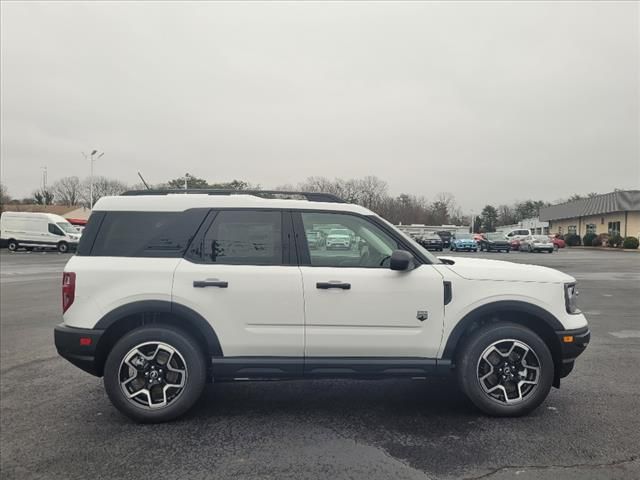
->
(486, 238, 510, 244)
(439, 256, 574, 283)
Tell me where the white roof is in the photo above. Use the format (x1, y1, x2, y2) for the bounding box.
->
(1, 211, 69, 222)
(93, 194, 375, 215)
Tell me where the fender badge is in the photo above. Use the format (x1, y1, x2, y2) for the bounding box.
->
(416, 311, 429, 321)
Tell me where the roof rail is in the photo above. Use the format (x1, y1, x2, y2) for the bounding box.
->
(121, 189, 345, 203)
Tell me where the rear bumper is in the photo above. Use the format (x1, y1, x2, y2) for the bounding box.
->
(54, 324, 104, 376)
(556, 326, 590, 378)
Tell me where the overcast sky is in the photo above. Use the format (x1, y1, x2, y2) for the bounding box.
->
(1, 1, 638, 211)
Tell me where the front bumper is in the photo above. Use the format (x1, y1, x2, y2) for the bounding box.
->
(556, 326, 590, 378)
(54, 323, 104, 376)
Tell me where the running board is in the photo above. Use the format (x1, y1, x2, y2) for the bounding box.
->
(211, 357, 452, 380)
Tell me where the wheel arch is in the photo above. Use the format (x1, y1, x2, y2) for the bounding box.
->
(442, 301, 564, 387)
(93, 300, 222, 377)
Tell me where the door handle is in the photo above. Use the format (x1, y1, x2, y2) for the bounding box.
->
(316, 281, 351, 290)
(193, 280, 228, 288)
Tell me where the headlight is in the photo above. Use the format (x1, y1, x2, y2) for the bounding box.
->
(564, 283, 580, 313)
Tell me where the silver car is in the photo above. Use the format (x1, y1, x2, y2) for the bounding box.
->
(520, 235, 555, 253)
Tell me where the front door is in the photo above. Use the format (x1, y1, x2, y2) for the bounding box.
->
(172, 210, 304, 359)
(295, 211, 445, 359)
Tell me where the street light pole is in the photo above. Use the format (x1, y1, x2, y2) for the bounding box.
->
(83, 150, 104, 209)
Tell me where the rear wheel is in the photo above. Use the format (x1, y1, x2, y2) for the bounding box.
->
(457, 322, 553, 416)
(104, 325, 207, 423)
(7, 240, 18, 252)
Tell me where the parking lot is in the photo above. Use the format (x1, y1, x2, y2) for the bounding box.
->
(1, 248, 639, 480)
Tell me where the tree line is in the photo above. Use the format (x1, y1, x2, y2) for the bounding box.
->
(0, 175, 601, 232)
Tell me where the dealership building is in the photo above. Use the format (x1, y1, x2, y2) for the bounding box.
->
(539, 190, 640, 239)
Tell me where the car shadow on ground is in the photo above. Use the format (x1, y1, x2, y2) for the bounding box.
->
(191, 377, 477, 423)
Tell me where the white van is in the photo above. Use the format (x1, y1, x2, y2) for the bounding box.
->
(0, 212, 81, 253)
(504, 228, 531, 240)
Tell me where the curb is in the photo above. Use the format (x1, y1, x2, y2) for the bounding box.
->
(566, 246, 639, 253)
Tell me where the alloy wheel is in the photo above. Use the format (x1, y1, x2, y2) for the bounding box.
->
(476, 339, 541, 405)
(119, 341, 188, 410)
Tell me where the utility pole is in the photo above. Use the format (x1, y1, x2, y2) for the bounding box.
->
(83, 150, 105, 209)
(184, 173, 189, 190)
(41, 166, 47, 190)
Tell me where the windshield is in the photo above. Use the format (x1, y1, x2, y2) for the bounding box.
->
(57, 222, 78, 234)
(456, 234, 472, 240)
(329, 229, 351, 236)
(378, 217, 440, 264)
(486, 233, 504, 241)
(534, 235, 550, 241)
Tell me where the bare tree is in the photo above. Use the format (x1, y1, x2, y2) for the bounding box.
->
(356, 176, 388, 211)
(80, 176, 128, 207)
(52, 176, 81, 206)
(0, 183, 10, 212)
(33, 188, 55, 205)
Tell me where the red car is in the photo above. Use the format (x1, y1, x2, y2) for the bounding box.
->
(550, 236, 565, 250)
(510, 239, 521, 251)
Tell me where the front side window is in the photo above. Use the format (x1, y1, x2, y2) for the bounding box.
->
(301, 212, 399, 268)
(48, 223, 64, 236)
(201, 210, 283, 265)
(56, 222, 78, 234)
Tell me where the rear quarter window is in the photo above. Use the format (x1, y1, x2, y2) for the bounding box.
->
(85, 210, 208, 257)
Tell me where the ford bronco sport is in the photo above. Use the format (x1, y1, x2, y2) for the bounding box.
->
(54, 190, 590, 422)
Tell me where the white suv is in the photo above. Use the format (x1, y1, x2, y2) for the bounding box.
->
(54, 190, 590, 423)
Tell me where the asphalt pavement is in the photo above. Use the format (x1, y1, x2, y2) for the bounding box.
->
(1, 248, 639, 480)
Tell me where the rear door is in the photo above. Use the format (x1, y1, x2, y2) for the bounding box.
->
(294, 211, 445, 359)
(172, 210, 305, 360)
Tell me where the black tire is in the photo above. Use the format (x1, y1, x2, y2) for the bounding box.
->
(104, 325, 207, 423)
(7, 239, 18, 252)
(57, 241, 69, 253)
(457, 322, 554, 417)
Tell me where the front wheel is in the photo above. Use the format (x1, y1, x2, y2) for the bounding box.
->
(57, 241, 69, 253)
(7, 240, 18, 252)
(104, 325, 207, 423)
(457, 322, 554, 416)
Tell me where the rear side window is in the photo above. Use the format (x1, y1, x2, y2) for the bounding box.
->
(88, 210, 207, 257)
(196, 210, 283, 265)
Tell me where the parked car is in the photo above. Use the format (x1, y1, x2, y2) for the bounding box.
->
(418, 232, 444, 251)
(520, 235, 555, 253)
(472, 233, 485, 242)
(306, 230, 324, 249)
(55, 189, 589, 422)
(550, 236, 565, 250)
(509, 239, 521, 251)
(478, 233, 511, 252)
(0, 211, 81, 253)
(450, 233, 478, 252)
(326, 228, 352, 249)
(436, 230, 452, 248)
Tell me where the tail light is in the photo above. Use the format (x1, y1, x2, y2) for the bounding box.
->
(62, 272, 76, 313)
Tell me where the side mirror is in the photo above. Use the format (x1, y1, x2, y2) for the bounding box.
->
(390, 249, 414, 271)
